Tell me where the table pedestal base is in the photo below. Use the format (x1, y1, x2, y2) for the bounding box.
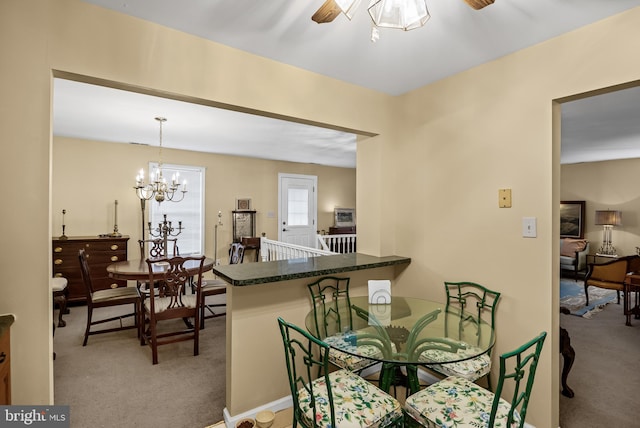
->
(379, 363, 422, 396)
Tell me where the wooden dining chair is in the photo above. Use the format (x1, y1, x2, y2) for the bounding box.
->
(78, 249, 142, 346)
(137, 238, 180, 296)
(419, 281, 501, 390)
(142, 255, 205, 364)
(404, 331, 547, 428)
(277, 317, 404, 428)
(138, 238, 179, 259)
(198, 243, 245, 328)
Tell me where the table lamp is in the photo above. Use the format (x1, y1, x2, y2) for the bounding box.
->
(595, 210, 622, 256)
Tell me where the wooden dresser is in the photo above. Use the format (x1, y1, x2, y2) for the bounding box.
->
(52, 236, 129, 303)
(0, 314, 14, 405)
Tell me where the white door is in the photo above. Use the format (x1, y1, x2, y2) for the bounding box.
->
(278, 173, 317, 247)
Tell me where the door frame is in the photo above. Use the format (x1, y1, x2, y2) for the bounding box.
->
(278, 173, 318, 245)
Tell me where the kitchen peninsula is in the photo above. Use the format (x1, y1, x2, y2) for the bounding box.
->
(213, 253, 411, 422)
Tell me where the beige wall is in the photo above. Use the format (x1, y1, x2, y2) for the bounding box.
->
(377, 9, 640, 428)
(226, 265, 407, 415)
(3, 0, 640, 426)
(52, 137, 356, 260)
(562, 158, 640, 255)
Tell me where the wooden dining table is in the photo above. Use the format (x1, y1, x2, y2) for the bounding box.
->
(106, 257, 215, 281)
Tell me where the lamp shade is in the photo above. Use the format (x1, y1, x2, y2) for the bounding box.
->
(594, 210, 622, 226)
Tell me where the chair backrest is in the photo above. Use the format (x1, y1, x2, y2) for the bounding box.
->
(78, 249, 96, 299)
(145, 255, 205, 317)
(586, 257, 628, 283)
(491, 331, 547, 428)
(444, 281, 501, 346)
(139, 238, 179, 259)
(277, 317, 336, 428)
(350, 303, 397, 359)
(307, 276, 352, 339)
(229, 243, 245, 264)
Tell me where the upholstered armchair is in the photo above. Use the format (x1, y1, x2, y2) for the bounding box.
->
(583, 256, 628, 306)
(560, 238, 589, 280)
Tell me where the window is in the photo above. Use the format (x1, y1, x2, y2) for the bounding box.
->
(287, 188, 309, 226)
(148, 163, 205, 255)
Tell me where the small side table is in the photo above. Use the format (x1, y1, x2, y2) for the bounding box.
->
(240, 237, 261, 262)
(586, 253, 620, 265)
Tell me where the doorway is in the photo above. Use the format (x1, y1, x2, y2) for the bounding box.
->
(278, 173, 318, 247)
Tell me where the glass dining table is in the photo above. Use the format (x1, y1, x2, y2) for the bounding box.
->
(304, 295, 495, 394)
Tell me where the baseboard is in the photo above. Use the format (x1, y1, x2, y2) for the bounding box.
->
(223, 396, 293, 428)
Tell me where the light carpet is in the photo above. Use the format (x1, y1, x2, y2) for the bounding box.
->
(560, 279, 617, 318)
(54, 297, 226, 428)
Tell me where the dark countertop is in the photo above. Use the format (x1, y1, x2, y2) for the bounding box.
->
(0, 314, 15, 337)
(213, 253, 411, 286)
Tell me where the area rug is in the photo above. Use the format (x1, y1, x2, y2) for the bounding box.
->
(560, 279, 618, 318)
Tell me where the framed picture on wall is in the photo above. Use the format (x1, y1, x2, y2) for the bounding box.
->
(560, 200, 585, 239)
(334, 208, 356, 227)
(236, 198, 251, 211)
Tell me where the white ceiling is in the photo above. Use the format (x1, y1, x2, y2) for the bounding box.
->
(53, 0, 640, 167)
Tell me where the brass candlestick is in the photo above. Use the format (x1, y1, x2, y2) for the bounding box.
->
(59, 209, 68, 240)
(148, 214, 183, 256)
(108, 200, 122, 237)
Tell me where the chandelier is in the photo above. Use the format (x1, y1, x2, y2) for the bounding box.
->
(134, 117, 187, 204)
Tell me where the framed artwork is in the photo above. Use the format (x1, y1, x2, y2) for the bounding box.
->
(236, 198, 251, 211)
(232, 210, 256, 242)
(334, 208, 356, 227)
(560, 200, 585, 239)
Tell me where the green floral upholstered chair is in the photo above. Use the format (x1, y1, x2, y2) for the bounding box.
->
(277, 317, 403, 428)
(404, 331, 547, 428)
(419, 281, 501, 390)
(307, 276, 381, 373)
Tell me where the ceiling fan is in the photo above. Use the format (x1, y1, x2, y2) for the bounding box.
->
(312, 0, 495, 24)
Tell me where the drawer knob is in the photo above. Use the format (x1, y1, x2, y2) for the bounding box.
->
(0, 352, 5, 364)
(54, 247, 62, 253)
(111, 256, 119, 262)
(54, 259, 63, 265)
(110, 244, 119, 250)
(54, 273, 63, 278)
(110, 283, 118, 289)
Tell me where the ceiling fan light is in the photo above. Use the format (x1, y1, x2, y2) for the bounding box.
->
(463, 0, 495, 10)
(335, 0, 362, 19)
(368, 0, 430, 31)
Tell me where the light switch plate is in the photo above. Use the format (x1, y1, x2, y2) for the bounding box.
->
(523, 217, 537, 238)
(499, 189, 512, 208)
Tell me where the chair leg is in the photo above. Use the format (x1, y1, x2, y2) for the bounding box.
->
(83, 306, 93, 346)
(194, 320, 200, 357)
(52, 322, 56, 360)
(584, 283, 590, 306)
(150, 320, 158, 365)
(560, 326, 575, 398)
(54, 293, 67, 328)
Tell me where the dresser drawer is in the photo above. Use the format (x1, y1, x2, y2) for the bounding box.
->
(52, 236, 129, 302)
